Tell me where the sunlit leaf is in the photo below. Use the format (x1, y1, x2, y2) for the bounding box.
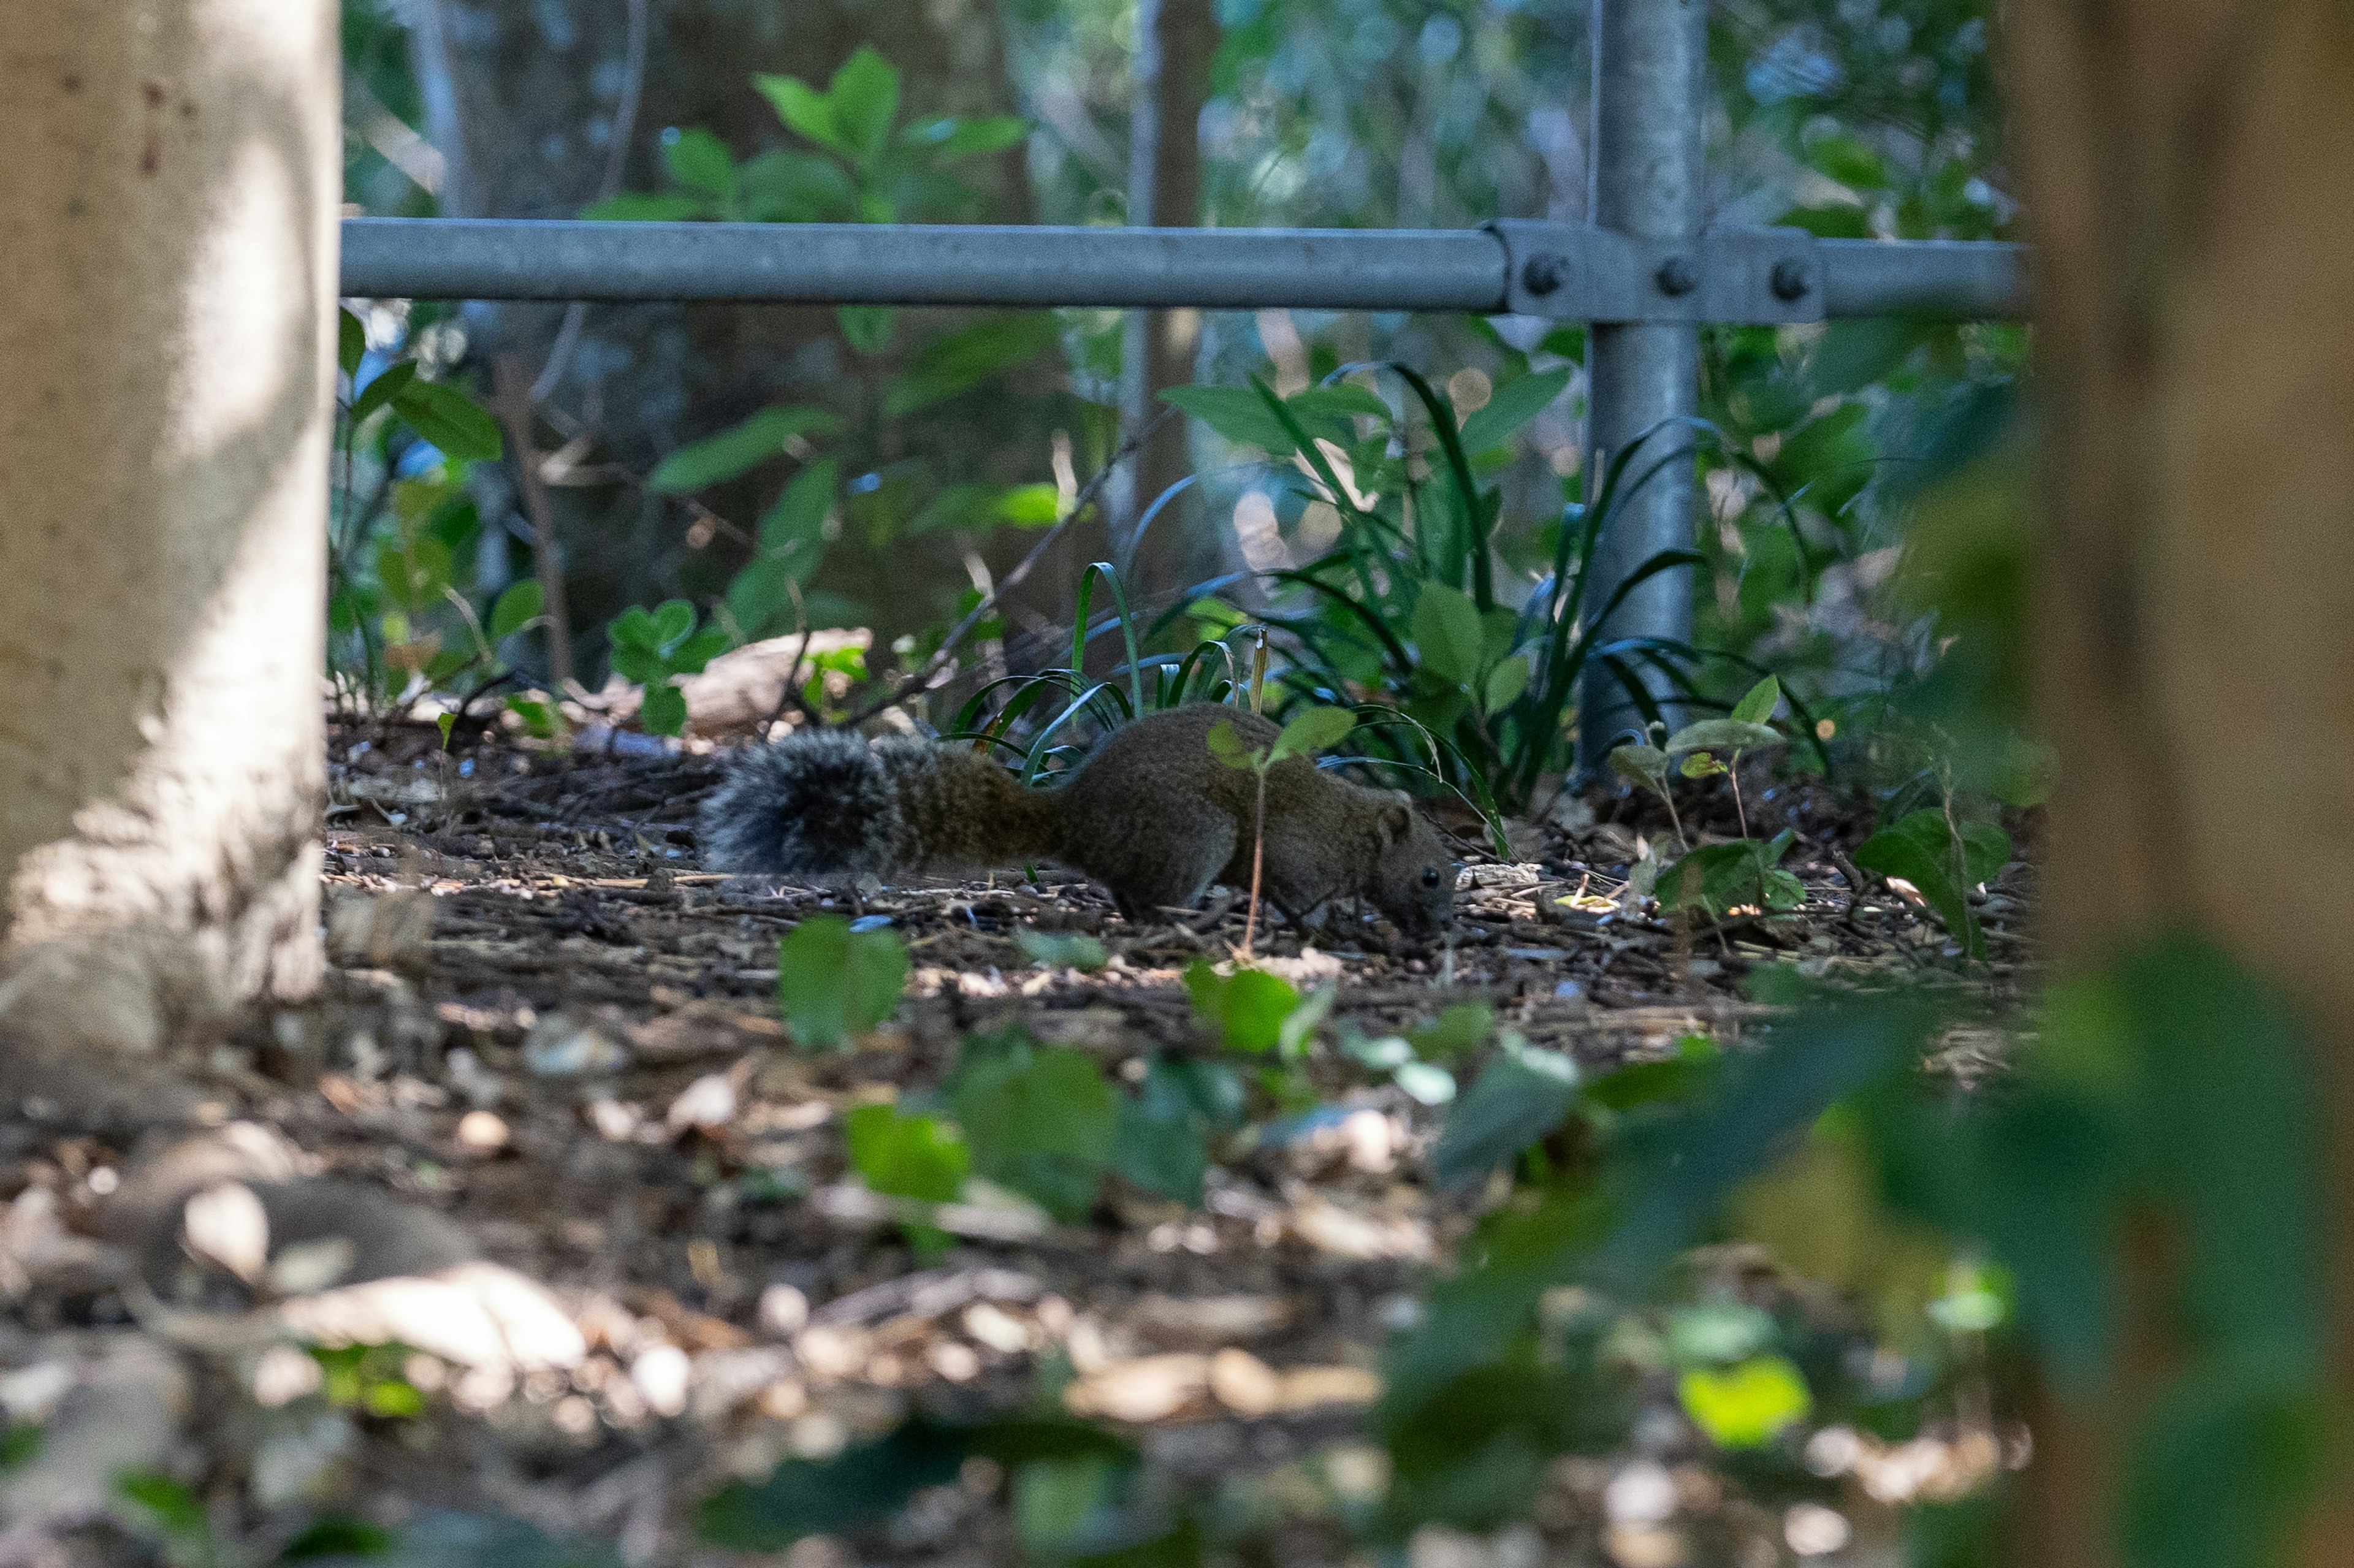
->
(845, 1102, 969, 1204)
(1678, 1355, 1811, 1448)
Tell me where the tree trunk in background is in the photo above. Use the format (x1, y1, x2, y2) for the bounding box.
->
(1111, 0, 1217, 600)
(0, 1, 335, 1020)
(405, 0, 1035, 669)
(2006, 1, 2354, 1559)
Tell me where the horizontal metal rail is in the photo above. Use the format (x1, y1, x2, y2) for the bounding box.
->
(340, 218, 2027, 322)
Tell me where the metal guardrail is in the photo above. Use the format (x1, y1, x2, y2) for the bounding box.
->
(339, 217, 2026, 324)
(339, 0, 2027, 766)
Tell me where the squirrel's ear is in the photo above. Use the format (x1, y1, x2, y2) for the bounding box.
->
(1379, 794, 1414, 845)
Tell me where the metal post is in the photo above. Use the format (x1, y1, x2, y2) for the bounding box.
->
(1578, 0, 1710, 769)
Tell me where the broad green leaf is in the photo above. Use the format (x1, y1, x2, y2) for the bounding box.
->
(1184, 961, 1303, 1054)
(609, 604, 661, 652)
(649, 406, 842, 493)
(737, 149, 859, 223)
(649, 598, 695, 650)
(338, 308, 366, 377)
(700, 1424, 966, 1550)
(661, 126, 737, 200)
(1271, 706, 1355, 762)
(776, 915, 908, 1048)
(639, 683, 688, 737)
(1406, 1003, 1493, 1060)
(753, 73, 848, 159)
(505, 695, 560, 738)
(1666, 718, 1783, 755)
(1431, 1040, 1577, 1191)
(837, 305, 895, 356)
(952, 1034, 1117, 1222)
(1411, 582, 1485, 688)
(350, 360, 417, 425)
(845, 1102, 968, 1203)
(375, 536, 453, 614)
(392, 379, 503, 463)
(1457, 367, 1571, 455)
(1205, 719, 1258, 771)
(1482, 655, 1531, 715)
(582, 191, 706, 222)
(1731, 674, 1781, 726)
(991, 484, 1064, 527)
(1015, 929, 1109, 972)
(829, 47, 901, 167)
(671, 627, 730, 676)
(1678, 1355, 1811, 1448)
(1854, 809, 2011, 957)
(759, 460, 840, 552)
(1113, 1060, 1211, 1205)
(489, 579, 544, 641)
(1680, 752, 1727, 779)
(1160, 384, 1297, 454)
(1609, 743, 1671, 794)
(1804, 130, 1887, 192)
(900, 114, 1031, 160)
(882, 314, 1061, 418)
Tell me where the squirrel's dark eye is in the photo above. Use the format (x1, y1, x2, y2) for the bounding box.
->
(1421, 867, 1442, 889)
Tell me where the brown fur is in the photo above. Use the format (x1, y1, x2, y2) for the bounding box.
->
(701, 704, 1457, 933)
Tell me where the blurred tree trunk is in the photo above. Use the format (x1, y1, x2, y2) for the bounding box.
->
(2008, 0, 2354, 1559)
(1109, 0, 1216, 600)
(0, 1, 335, 1017)
(404, 0, 1034, 671)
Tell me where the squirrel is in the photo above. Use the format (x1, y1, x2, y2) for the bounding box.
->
(698, 702, 1457, 935)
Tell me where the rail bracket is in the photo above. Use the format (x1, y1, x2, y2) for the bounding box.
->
(1487, 221, 1825, 325)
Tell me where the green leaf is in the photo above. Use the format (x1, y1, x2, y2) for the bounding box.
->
(1678, 1355, 1811, 1448)
(737, 149, 859, 223)
(1854, 810, 2011, 957)
(489, 579, 544, 641)
(845, 1102, 969, 1204)
(639, 683, 688, 737)
(900, 115, 1030, 160)
(882, 314, 1061, 418)
(391, 379, 504, 463)
(991, 483, 1065, 527)
(753, 73, 848, 159)
(837, 305, 895, 356)
(1679, 752, 1726, 779)
(1160, 384, 1299, 454)
(649, 598, 695, 651)
(375, 536, 453, 615)
(1482, 655, 1531, 716)
(1665, 718, 1782, 755)
(829, 47, 902, 167)
(1803, 131, 1888, 192)
(671, 627, 730, 675)
(1205, 719, 1258, 771)
(662, 126, 737, 199)
(1270, 706, 1355, 763)
(1406, 1003, 1493, 1060)
(1731, 674, 1781, 726)
(776, 915, 909, 1048)
(1661, 834, 1804, 918)
(953, 1033, 1118, 1222)
(1113, 1060, 1211, 1205)
(758, 459, 840, 554)
(700, 1424, 966, 1550)
(1183, 961, 1304, 1053)
(338, 308, 366, 378)
(581, 191, 707, 222)
(1609, 743, 1671, 795)
(609, 604, 661, 653)
(1411, 582, 1486, 688)
(505, 695, 560, 738)
(118, 1471, 208, 1536)
(279, 1515, 399, 1560)
(1457, 367, 1571, 455)
(649, 406, 842, 493)
(350, 360, 416, 425)
(1431, 1040, 1577, 1191)
(1015, 929, 1109, 972)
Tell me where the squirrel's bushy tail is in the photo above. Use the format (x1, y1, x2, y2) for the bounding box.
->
(699, 731, 1057, 880)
